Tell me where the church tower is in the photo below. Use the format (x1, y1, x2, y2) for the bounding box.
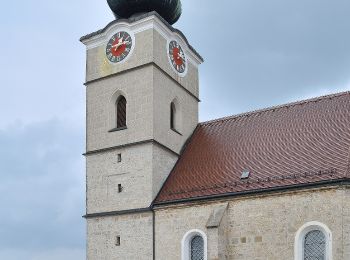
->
(80, 1, 203, 259)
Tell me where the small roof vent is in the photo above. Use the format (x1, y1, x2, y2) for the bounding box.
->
(241, 170, 250, 179)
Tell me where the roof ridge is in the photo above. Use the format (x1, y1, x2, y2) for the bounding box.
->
(200, 90, 350, 126)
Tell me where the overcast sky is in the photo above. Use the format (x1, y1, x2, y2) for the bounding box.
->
(1, 0, 349, 259)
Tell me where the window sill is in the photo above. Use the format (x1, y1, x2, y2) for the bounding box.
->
(109, 126, 128, 133)
(171, 128, 183, 136)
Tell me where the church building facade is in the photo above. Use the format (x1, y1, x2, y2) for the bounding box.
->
(80, 1, 350, 259)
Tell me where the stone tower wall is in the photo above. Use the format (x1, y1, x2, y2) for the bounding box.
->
(82, 14, 203, 260)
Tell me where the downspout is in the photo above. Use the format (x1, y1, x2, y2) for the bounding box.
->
(152, 209, 155, 260)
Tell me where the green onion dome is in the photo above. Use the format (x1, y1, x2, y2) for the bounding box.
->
(107, 0, 182, 25)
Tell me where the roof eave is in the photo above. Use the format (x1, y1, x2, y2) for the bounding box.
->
(153, 178, 350, 208)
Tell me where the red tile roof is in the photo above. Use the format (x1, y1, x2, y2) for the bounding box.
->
(155, 91, 350, 204)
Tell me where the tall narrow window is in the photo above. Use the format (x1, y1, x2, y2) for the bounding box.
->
(170, 102, 176, 130)
(304, 230, 326, 260)
(190, 235, 204, 260)
(116, 96, 127, 128)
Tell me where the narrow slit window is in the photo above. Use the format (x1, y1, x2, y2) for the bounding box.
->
(118, 184, 123, 193)
(117, 153, 122, 163)
(170, 102, 176, 130)
(115, 236, 121, 246)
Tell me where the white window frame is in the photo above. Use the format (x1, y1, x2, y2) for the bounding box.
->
(294, 221, 332, 260)
(181, 229, 207, 260)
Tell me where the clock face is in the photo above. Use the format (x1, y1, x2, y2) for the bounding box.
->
(168, 40, 186, 74)
(106, 31, 133, 63)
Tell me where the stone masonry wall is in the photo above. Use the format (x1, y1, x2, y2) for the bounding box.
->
(152, 144, 179, 199)
(155, 187, 349, 260)
(86, 65, 154, 152)
(153, 66, 199, 153)
(86, 143, 154, 214)
(87, 212, 153, 260)
(86, 142, 178, 214)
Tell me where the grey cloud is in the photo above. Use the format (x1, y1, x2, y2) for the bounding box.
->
(179, 0, 350, 120)
(0, 119, 85, 256)
(0, 248, 85, 260)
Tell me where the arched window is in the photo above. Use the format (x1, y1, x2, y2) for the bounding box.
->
(170, 102, 176, 130)
(116, 96, 127, 128)
(294, 221, 332, 260)
(170, 98, 182, 134)
(181, 229, 207, 260)
(190, 235, 204, 260)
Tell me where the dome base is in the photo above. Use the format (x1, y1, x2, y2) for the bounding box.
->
(107, 0, 182, 25)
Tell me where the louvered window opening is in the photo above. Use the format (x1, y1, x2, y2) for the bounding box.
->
(117, 96, 127, 128)
(190, 235, 204, 260)
(304, 230, 326, 260)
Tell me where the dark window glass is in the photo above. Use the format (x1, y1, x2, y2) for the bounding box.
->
(116, 96, 127, 128)
(304, 230, 326, 260)
(191, 235, 204, 260)
(170, 102, 176, 129)
(115, 236, 121, 246)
